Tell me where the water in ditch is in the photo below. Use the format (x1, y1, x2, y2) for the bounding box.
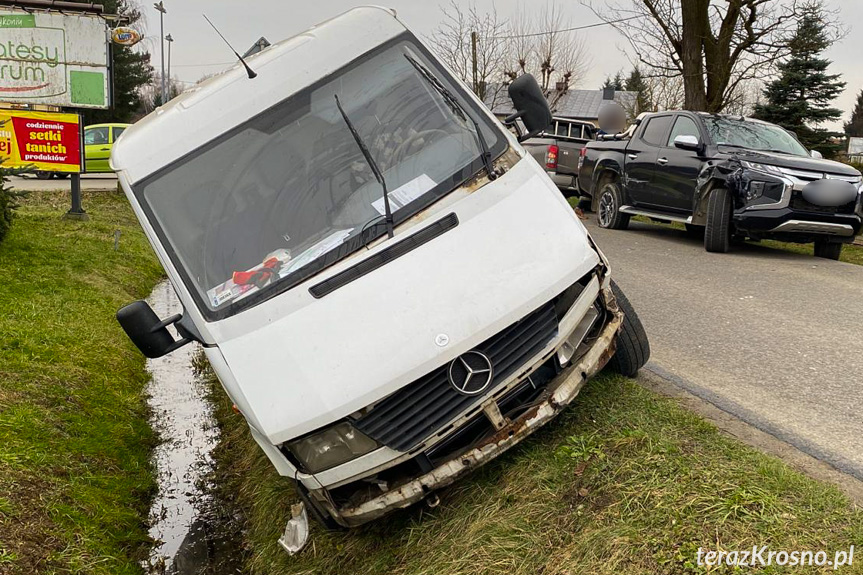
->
(143, 280, 243, 575)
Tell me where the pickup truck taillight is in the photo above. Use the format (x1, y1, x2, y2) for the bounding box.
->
(578, 146, 587, 171)
(546, 145, 559, 169)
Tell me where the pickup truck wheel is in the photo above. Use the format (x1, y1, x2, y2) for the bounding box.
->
(704, 187, 732, 253)
(814, 239, 842, 260)
(596, 180, 629, 230)
(608, 280, 650, 377)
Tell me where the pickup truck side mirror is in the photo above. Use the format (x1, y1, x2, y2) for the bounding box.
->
(673, 134, 702, 153)
(504, 74, 552, 142)
(116, 300, 192, 358)
(810, 150, 823, 159)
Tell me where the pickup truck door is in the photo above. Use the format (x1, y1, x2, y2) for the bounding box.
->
(623, 114, 673, 208)
(652, 114, 705, 213)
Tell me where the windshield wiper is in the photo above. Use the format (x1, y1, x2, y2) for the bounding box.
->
(403, 53, 498, 181)
(334, 94, 394, 239)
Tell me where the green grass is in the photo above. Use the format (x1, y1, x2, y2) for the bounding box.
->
(0, 191, 163, 574)
(207, 369, 863, 575)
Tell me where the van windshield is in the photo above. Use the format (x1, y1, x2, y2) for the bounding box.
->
(135, 38, 504, 317)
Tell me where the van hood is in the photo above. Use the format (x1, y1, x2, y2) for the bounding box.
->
(213, 158, 600, 445)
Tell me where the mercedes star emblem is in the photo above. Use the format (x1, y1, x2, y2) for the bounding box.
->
(447, 351, 494, 396)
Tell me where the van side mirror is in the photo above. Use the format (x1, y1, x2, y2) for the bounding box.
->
(673, 134, 702, 152)
(116, 300, 191, 358)
(504, 74, 552, 142)
(810, 149, 823, 159)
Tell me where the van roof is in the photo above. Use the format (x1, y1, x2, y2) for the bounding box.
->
(111, 6, 407, 184)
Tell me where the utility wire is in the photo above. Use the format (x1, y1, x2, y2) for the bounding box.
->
(490, 15, 640, 39)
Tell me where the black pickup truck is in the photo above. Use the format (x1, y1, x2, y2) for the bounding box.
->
(577, 111, 863, 259)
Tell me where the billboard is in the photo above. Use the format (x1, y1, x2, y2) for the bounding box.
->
(0, 9, 109, 109)
(0, 110, 81, 173)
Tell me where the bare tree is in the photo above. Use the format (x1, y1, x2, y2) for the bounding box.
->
(583, 0, 843, 113)
(503, 4, 591, 111)
(430, 1, 591, 113)
(428, 1, 509, 109)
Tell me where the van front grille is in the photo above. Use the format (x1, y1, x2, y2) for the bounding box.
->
(354, 301, 558, 452)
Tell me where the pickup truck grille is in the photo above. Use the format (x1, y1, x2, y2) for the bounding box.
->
(789, 191, 858, 215)
(354, 302, 559, 452)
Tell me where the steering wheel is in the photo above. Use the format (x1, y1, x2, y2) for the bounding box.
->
(392, 129, 449, 163)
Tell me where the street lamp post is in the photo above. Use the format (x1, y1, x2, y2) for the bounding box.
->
(153, 2, 167, 105)
(166, 33, 173, 92)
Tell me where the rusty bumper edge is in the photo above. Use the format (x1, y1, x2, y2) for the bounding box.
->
(332, 287, 623, 526)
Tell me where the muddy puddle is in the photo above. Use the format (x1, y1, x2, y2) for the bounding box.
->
(143, 280, 243, 574)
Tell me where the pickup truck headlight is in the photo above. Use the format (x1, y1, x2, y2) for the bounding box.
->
(740, 160, 783, 176)
(285, 422, 378, 474)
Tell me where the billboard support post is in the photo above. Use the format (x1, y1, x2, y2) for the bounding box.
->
(64, 173, 88, 221)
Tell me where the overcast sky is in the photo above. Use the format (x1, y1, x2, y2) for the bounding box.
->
(140, 1, 862, 131)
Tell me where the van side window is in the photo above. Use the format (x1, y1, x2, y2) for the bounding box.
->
(640, 116, 673, 146)
(666, 116, 700, 147)
(85, 127, 109, 146)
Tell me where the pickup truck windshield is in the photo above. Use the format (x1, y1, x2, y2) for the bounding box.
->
(703, 117, 808, 157)
(135, 38, 503, 317)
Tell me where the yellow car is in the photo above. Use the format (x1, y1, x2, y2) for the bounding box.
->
(34, 122, 132, 179)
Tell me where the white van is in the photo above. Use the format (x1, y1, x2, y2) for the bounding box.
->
(113, 6, 649, 529)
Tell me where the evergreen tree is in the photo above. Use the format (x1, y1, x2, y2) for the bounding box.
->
(602, 72, 624, 91)
(624, 66, 652, 117)
(72, 0, 153, 124)
(752, 5, 845, 156)
(844, 89, 863, 138)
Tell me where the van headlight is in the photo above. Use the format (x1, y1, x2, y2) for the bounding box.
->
(285, 422, 378, 473)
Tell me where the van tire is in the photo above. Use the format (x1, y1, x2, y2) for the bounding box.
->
(296, 481, 344, 531)
(704, 187, 732, 253)
(596, 178, 629, 230)
(608, 280, 650, 377)
(814, 239, 842, 260)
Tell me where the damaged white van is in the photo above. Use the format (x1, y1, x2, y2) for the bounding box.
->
(113, 6, 650, 529)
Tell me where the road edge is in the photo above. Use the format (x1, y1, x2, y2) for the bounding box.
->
(639, 362, 863, 508)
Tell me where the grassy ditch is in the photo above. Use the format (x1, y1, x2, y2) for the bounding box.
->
(0, 191, 163, 574)
(207, 368, 863, 575)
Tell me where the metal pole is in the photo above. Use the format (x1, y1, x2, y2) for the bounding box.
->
(159, 10, 166, 103)
(63, 113, 88, 221)
(166, 34, 173, 85)
(471, 31, 478, 96)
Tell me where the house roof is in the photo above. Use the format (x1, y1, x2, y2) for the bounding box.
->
(484, 86, 638, 121)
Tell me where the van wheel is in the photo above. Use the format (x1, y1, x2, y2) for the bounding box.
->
(295, 481, 344, 531)
(704, 187, 732, 253)
(596, 179, 629, 230)
(608, 280, 650, 377)
(814, 239, 842, 260)
(35, 171, 53, 180)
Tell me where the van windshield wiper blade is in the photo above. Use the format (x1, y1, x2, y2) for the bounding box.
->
(403, 53, 497, 181)
(334, 94, 395, 239)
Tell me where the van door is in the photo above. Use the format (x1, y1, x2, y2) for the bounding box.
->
(624, 114, 672, 207)
(652, 114, 704, 213)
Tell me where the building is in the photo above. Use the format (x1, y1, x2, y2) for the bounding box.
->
(484, 86, 638, 127)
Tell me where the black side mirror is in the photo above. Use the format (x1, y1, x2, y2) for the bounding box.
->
(505, 74, 552, 142)
(116, 300, 191, 358)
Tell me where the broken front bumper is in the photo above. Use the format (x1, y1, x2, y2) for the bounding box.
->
(315, 283, 622, 527)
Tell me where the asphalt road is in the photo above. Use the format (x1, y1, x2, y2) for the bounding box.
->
(585, 217, 863, 478)
(9, 174, 118, 192)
